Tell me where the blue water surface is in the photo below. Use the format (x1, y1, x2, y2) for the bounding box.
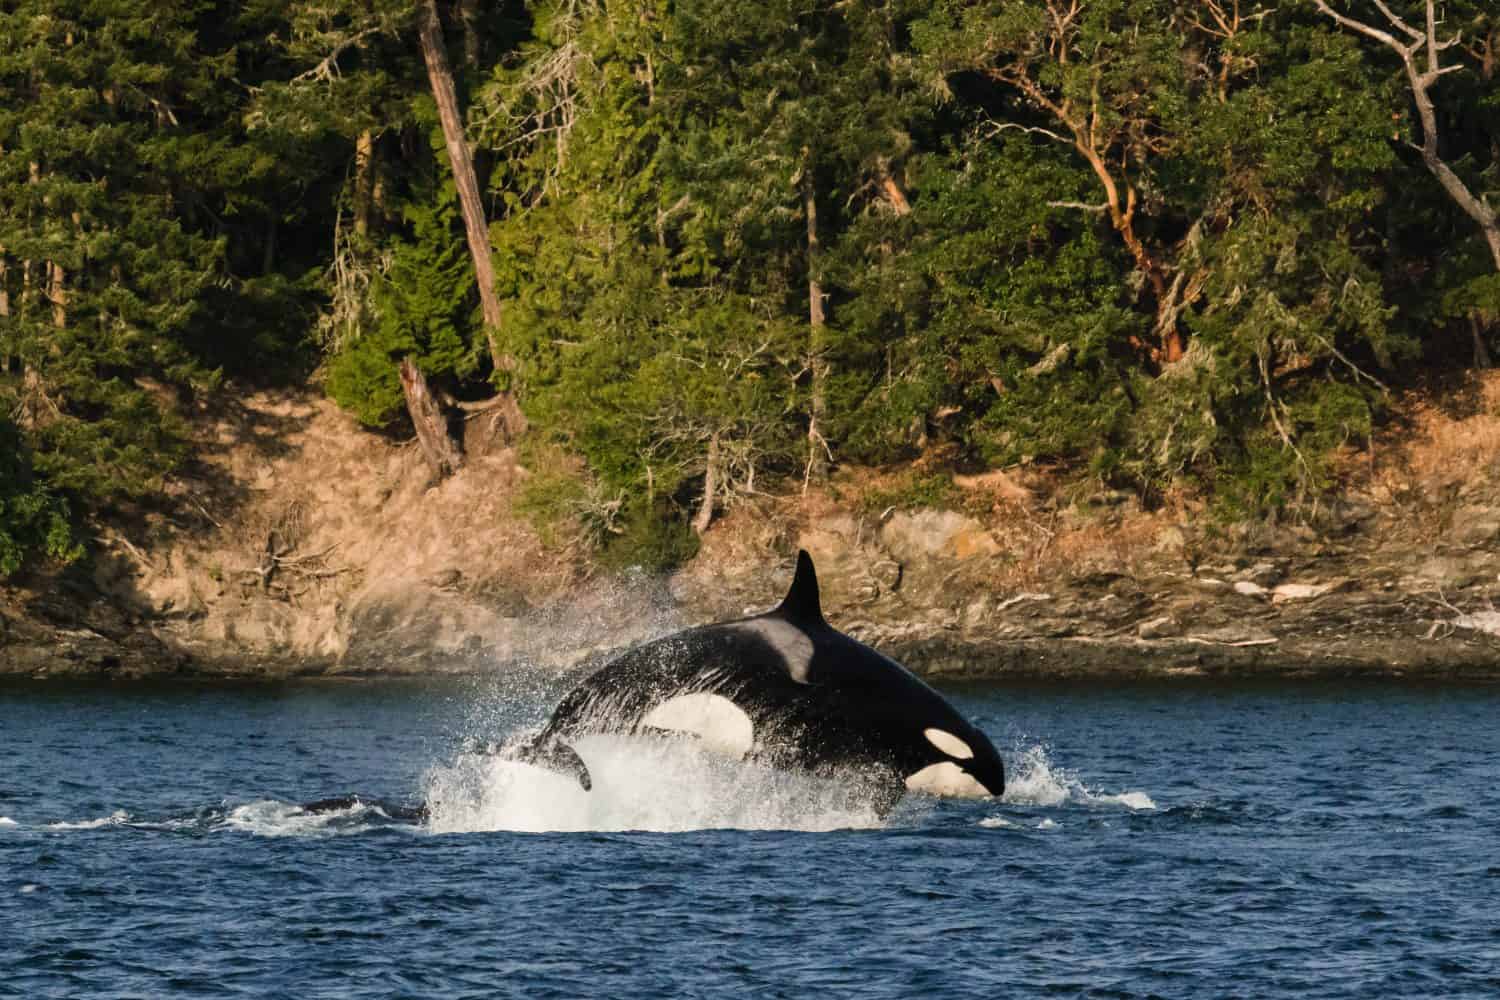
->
(2, 676, 1498, 998)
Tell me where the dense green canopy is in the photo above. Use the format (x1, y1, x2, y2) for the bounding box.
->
(1, 0, 1497, 573)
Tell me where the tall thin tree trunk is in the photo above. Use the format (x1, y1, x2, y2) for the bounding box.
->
(417, 0, 501, 352)
(353, 129, 375, 239)
(803, 163, 828, 488)
(399, 356, 463, 480)
(48, 261, 64, 329)
(416, 0, 527, 441)
(1472, 315, 1493, 369)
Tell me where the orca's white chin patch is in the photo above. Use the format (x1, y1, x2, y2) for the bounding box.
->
(904, 762, 991, 799)
(642, 693, 755, 759)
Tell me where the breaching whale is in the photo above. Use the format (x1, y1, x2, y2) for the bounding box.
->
(507, 550, 1005, 813)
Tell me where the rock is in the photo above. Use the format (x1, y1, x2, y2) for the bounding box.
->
(961, 597, 992, 630)
(1270, 581, 1339, 603)
(1233, 580, 1269, 599)
(1447, 505, 1500, 547)
(870, 559, 903, 593)
(1414, 554, 1487, 589)
(1186, 625, 1277, 645)
(429, 568, 463, 590)
(880, 510, 1000, 562)
(1235, 561, 1284, 586)
(1153, 526, 1186, 554)
(1137, 615, 1182, 640)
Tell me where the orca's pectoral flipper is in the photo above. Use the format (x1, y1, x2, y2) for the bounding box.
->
(511, 737, 593, 791)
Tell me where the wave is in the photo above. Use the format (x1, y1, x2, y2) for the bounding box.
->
(19, 742, 1153, 839)
(24, 800, 416, 839)
(45, 809, 132, 831)
(218, 799, 411, 838)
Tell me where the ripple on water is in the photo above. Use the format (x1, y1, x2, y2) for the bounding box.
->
(5, 680, 1500, 999)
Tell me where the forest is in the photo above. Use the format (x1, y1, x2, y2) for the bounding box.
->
(1, 0, 1497, 575)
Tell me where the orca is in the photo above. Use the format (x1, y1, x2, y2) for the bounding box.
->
(507, 550, 1005, 814)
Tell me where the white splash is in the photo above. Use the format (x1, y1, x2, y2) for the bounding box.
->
(1037, 818, 1059, 829)
(978, 815, 1014, 828)
(218, 800, 394, 838)
(1003, 745, 1156, 811)
(423, 733, 887, 834)
(20, 884, 39, 893)
(46, 809, 131, 830)
(0, 817, 17, 828)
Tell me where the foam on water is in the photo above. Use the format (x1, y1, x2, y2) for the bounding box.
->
(45, 809, 132, 830)
(423, 733, 888, 833)
(0, 816, 17, 828)
(219, 800, 401, 838)
(1003, 744, 1156, 811)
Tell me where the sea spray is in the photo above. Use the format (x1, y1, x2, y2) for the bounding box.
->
(1002, 743, 1156, 811)
(422, 734, 890, 834)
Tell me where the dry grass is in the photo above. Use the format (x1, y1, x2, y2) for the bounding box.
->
(1344, 372, 1500, 526)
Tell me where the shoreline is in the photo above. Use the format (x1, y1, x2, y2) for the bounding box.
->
(5, 629, 1499, 683)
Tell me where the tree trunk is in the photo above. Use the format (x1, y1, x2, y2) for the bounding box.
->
(1472, 315, 1493, 369)
(353, 129, 375, 239)
(416, 0, 527, 442)
(1405, 57, 1500, 273)
(803, 164, 828, 487)
(458, 0, 481, 69)
(399, 356, 463, 480)
(878, 164, 911, 216)
(693, 432, 719, 534)
(416, 0, 503, 359)
(48, 261, 64, 329)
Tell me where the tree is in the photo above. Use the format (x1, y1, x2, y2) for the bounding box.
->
(1313, 0, 1500, 365)
(415, 0, 526, 441)
(0, 1, 226, 506)
(1313, 0, 1498, 269)
(260, 0, 525, 474)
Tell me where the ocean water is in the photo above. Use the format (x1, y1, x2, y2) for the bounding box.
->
(2, 674, 1498, 998)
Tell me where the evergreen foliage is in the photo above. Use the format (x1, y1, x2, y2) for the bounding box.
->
(1, 0, 1498, 573)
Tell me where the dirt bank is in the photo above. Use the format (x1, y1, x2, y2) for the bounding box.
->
(6, 378, 1500, 681)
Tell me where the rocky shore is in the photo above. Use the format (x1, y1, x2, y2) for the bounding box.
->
(6, 385, 1500, 682)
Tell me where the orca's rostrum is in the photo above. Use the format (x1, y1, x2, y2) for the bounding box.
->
(509, 550, 1005, 813)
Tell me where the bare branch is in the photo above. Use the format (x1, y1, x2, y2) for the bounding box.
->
(292, 27, 386, 84)
(1370, 0, 1423, 41)
(1310, 0, 1416, 57)
(1048, 200, 1110, 213)
(981, 119, 1069, 145)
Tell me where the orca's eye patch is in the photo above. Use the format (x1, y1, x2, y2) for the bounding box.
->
(923, 728, 974, 760)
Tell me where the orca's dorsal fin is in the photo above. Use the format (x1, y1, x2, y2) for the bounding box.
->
(775, 550, 825, 625)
